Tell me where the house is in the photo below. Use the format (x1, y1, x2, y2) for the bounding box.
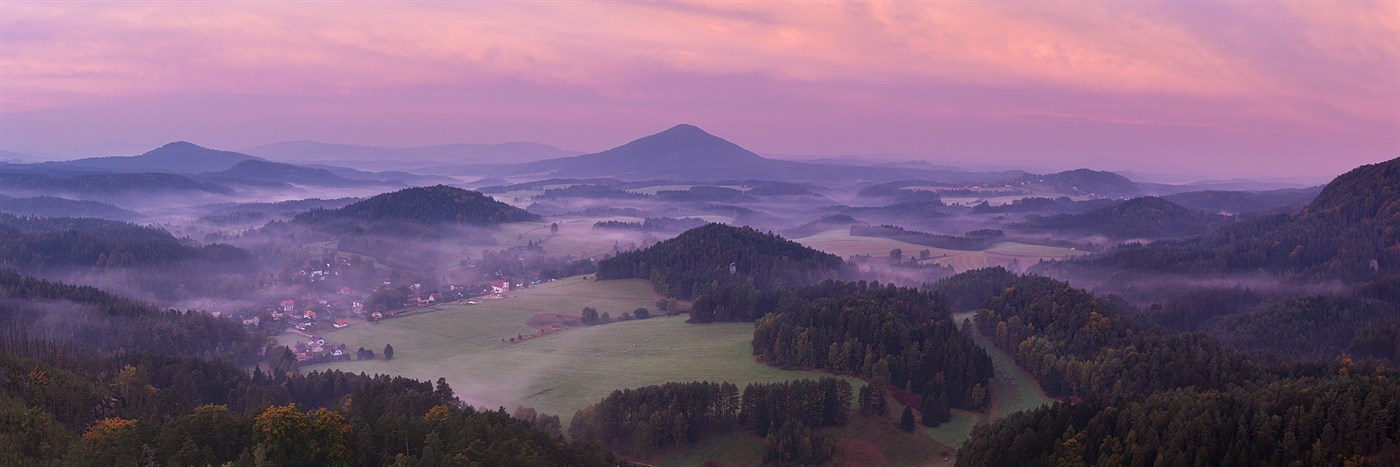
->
(371, 311, 384, 320)
(280, 300, 296, 312)
(490, 280, 510, 294)
(295, 353, 309, 362)
(333, 320, 348, 328)
(304, 310, 317, 320)
(242, 316, 261, 327)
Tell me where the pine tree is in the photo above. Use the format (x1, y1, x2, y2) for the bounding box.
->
(900, 405, 916, 432)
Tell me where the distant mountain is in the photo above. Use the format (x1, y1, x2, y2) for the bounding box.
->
(293, 185, 540, 228)
(1016, 169, 1142, 197)
(52, 141, 265, 174)
(1014, 196, 1226, 240)
(597, 223, 844, 300)
(0, 195, 143, 221)
(481, 124, 1006, 183)
(1163, 187, 1320, 215)
(204, 160, 402, 187)
(242, 140, 577, 168)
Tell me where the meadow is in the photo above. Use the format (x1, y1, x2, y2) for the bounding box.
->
(297, 277, 859, 428)
(792, 229, 1086, 272)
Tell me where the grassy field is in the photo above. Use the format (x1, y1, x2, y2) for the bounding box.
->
(792, 229, 1086, 273)
(952, 312, 1056, 418)
(297, 277, 859, 428)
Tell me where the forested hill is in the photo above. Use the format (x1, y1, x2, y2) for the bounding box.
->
(0, 271, 261, 362)
(930, 268, 1400, 466)
(0, 214, 250, 272)
(1013, 196, 1227, 240)
(292, 185, 540, 227)
(596, 223, 844, 299)
(1046, 157, 1400, 290)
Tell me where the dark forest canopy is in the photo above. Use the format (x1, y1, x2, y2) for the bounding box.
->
(293, 185, 540, 229)
(0, 170, 234, 198)
(597, 223, 843, 300)
(930, 267, 1400, 465)
(1012, 196, 1228, 240)
(0, 271, 263, 363)
(0, 272, 616, 466)
(749, 280, 994, 411)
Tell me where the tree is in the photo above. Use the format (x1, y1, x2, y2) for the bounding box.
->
(633, 308, 651, 319)
(889, 248, 903, 264)
(900, 406, 916, 432)
(550, 222, 559, 233)
(581, 307, 599, 324)
(383, 344, 394, 360)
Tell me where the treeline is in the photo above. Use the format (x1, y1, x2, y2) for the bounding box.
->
(0, 213, 251, 271)
(0, 273, 614, 466)
(0, 271, 263, 363)
(958, 377, 1400, 466)
(849, 224, 1004, 251)
(592, 217, 708, 232)
(568, 378, 849, 463)
(932, 267, 1400, 464)
(750, 281, 994, 412)
(968, 273, 1259, 401)
(597, 223, 843, 300)
(0, 348, 618, 466)
(1012, 196, 1225, 239)
(1205, 296, 1400, 363)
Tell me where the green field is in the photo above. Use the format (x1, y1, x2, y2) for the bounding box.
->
(297, 277, 858, 428)
(792, 229, 1086, 273)
(952, 312, 1056, 418)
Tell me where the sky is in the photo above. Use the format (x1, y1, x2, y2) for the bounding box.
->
(1, 1, 1396, 179)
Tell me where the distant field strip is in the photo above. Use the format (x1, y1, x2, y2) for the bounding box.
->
(793, 229, 1086, 272)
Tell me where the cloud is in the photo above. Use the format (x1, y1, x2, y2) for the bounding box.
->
(0, 1, 1395, 177)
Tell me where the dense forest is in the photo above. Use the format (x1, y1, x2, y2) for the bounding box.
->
(293, 185, 540, 230)
(0, 214, 256, 300)
(568, 378, 849, 464)
(933, 268, 1400, 465)
(1013, 196, 1227, 239)
(597, 223, 843, 300)
(0, 273, 619, 466)
(749, 281, 994, 413)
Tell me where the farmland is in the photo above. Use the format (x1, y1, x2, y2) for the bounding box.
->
(296, 277, 859, 428)
(792, 229, 1087, 272)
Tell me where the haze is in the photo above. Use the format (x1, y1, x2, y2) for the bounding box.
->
(3, 2, 1397, 178)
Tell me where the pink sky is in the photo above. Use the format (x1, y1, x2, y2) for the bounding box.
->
(1, 2, 1396, 179)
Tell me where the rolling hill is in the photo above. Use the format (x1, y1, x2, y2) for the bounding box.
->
(204, 160, 402, 187)
(48, 141, 265, 173)
(488, 124, 1004, 183)
(293, 185, 540, 228)
(1013, 196, 1227, 240)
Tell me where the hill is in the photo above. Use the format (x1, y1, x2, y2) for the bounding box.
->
(293, 185, 539, 228)
(0, 194, 143, 221)
(1013, 196, 1226, 239)
(1015, 168, 1142, 197)
(50, 141, 264, 173)
(597, 223, 844, 300)
(204, 160, 402, 187)
(496, 124, 993, 183)
(1047, 157, 1400, 289)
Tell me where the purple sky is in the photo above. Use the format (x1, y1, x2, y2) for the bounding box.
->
(1, 2, 1396, 179)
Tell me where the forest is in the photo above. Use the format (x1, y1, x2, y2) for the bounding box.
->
(0, 272, 619, 467)
(596, 223, 844, 299)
